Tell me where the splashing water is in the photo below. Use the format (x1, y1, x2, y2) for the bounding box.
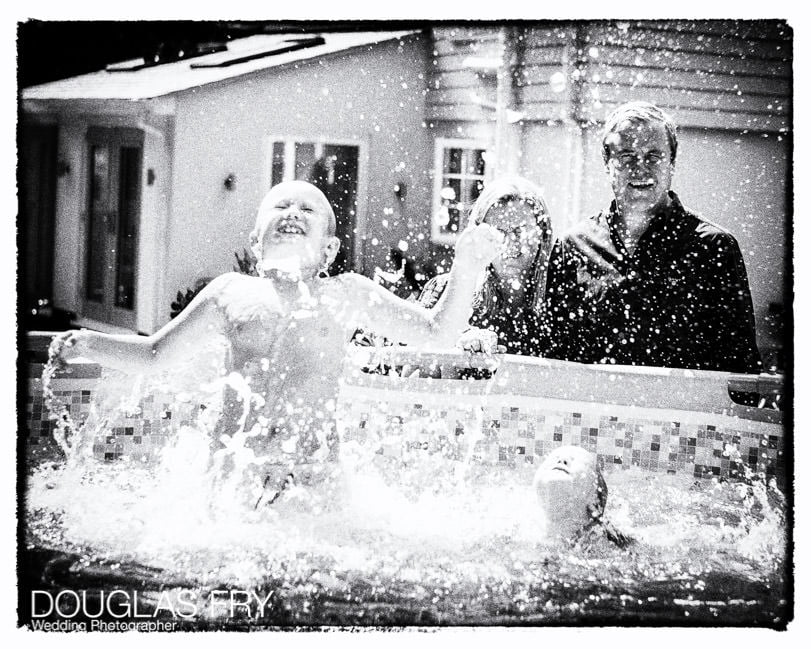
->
(25, 350, 788, 626)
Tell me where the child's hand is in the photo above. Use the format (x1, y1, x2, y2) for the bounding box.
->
(49, 330, 88, 364)
(454, 223, 504, 272)
(456, 327, 506, 354)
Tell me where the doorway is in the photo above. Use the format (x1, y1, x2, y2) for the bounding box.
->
(82, 127, 143, 329)
(19, 123, 58, 330)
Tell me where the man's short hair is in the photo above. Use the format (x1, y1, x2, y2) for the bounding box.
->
(601, 101, 678, 165)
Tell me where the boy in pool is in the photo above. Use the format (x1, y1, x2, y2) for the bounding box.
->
(53, 180, 503, 504)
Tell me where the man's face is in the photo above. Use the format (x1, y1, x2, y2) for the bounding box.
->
(604, 119, 674, 214)
(484, 199, 544, 280)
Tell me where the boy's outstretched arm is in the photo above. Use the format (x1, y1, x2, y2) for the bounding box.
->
(51, 273, 234, 374)
(345, 223, 502, 348)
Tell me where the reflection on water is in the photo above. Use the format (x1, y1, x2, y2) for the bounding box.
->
(23, 362, 789, 627)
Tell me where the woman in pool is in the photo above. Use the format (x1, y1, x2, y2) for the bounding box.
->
(419, 175, 553, 355)
(52, 180, 502, 501)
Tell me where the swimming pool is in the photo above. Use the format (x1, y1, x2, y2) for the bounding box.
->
(21, 336, 789, 628)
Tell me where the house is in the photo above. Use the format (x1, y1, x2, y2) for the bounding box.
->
(20, 21, 791, 365)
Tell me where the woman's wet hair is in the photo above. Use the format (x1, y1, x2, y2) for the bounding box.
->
(586, 466, 608, 522)
(468, 175, 550, 230)
(465, 175, 553, 314)
(601, 101, 678, 165)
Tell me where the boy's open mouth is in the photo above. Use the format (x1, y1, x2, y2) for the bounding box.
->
(276, 221, 306, 235)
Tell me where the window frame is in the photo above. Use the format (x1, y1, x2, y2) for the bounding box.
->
(263, 135, 366, 188)
(431, 137, 489, 245)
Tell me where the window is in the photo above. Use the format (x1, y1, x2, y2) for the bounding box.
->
(432, 138, 488, 244)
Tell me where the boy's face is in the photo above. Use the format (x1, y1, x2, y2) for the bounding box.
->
(253, 181, 339, 275)
(533, 446, 605, 524)
(534, 446, 596, 486)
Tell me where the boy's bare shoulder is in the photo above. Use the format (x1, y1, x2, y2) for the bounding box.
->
(332, 272, 374, 287)
(327, 272, 379, 299)
(206, 272, 252, 295)
(197, 273, 261, 311)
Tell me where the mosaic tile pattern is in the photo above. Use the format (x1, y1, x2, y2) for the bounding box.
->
(336, 399, 784, 485)
(26, 382, 94, 463)
(25, 379, 188, 464)
(23, 376, 784, 486)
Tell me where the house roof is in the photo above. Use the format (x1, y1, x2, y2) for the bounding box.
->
(22, 30, 419, 101)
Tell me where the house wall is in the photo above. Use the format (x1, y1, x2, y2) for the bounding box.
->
(163, 33, 433, 323)
(50, 122, 86, 320)
(570, 20, 791, 132)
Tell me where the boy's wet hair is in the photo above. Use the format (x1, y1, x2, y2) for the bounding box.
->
(601, 101, 678, 165)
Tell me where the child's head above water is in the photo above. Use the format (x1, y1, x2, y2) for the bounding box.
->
(250, 181, 340, 278)
(532, 445, 607, 536)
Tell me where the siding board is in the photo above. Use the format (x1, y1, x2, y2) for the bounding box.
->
(579, 44, 789, 79)
(431, 53, 503, 73)
(518, 63, 569, 87)
(427, 104, 494, 122)
(519, 102, 573, 122)
(432, 69, 496, 90)
(432, 38, 502, 57)
(432, 87, 498, 108)
(621, 19, 790, 41)
(518, 82, 576, 106)
(582, 63, 790, 97)
(579, 84, 789, 116)
(578, 101, 788, 132)
(522, 26, 579, 43)
(522, 44, 571, 66)
(585, 25, 790, 62)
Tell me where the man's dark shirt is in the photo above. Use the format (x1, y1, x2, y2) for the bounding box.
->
(543, 192, 762, 373)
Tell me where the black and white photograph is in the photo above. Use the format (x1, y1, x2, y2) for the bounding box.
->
(13, 8, 797, 635)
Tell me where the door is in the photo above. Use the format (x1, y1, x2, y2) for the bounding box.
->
(83, 128, 143, 329)
(305, 144, 359, 275)
(19, 123, 58, 329)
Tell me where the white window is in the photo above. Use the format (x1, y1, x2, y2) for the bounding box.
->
(432, 138, 488, 244)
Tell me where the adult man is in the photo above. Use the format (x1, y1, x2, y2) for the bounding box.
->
(544, 102, 761, 373)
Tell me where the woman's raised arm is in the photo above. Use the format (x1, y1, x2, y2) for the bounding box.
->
(342, 223, 502, 348)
